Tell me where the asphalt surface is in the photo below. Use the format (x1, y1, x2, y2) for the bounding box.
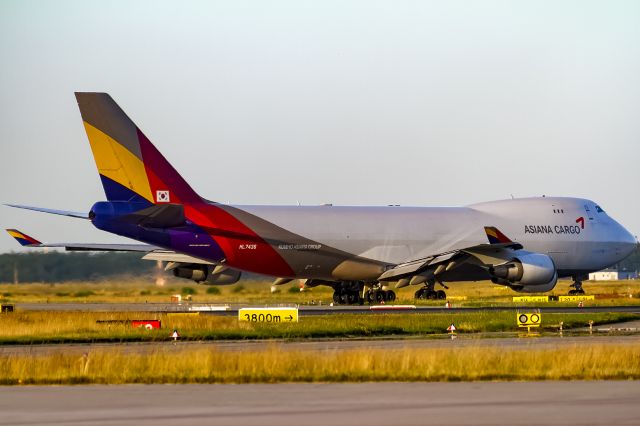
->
(0, 382, 638, 425)
(0, 334, 638, 356)
(14, 302, 640, 315)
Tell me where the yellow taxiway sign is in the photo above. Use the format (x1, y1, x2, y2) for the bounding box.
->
(238, 307, 298, 323)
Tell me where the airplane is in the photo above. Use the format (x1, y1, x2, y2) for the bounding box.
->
(5, 92, 637, 304)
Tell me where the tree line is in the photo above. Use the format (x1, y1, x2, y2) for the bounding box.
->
(0, 246, 638, 284)
(0, 252, 156, 283)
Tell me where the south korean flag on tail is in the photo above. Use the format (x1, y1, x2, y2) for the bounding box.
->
(156, 190, 170, 203)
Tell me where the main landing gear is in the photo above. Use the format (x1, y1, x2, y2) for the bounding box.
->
(414, 280, 447, 300)
(364, 289, 396, 304)
(332, 287, 363, 305)
(331, 282, 396, 305)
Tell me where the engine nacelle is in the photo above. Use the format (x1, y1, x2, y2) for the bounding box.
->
(205, 268, 242, 285)
(172, 264, 242, 285)
(489, 252, 558, 293)
(510, 277, 557, 293)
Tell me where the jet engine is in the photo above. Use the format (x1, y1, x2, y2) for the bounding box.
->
(489, 252, 558, 293)
(172, 264, 242, 285)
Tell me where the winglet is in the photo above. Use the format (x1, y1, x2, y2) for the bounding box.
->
(484, 226, 513, 244)
(6, 229, 42, 246)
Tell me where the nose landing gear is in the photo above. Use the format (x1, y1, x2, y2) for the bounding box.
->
(568, 280, 585, 295)
(568, 275, 587, 295)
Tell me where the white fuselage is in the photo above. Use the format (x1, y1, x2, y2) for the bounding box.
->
(239, 197, 636, 276)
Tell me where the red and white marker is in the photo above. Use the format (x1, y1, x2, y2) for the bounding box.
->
(171, 330, 180, 341)
(447, 323, 456, 333)
(370, 305, 416, 311)
(445, 301, 451, 309)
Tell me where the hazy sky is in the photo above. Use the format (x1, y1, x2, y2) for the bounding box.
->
(1, 0, 639, 253)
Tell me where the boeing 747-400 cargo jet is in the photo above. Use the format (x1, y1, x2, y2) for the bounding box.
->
(5, 93, 637, 304)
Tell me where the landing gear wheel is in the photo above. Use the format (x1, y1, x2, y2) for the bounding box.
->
(414, 288, 425, 299)
(569, 279, 585, 296)
(366, 290, 376, 304)
(375, 291, 385, 303)
(386, 290, 396, 302)
(339, 293, 349, 305)
(436, 290, 446, 300)
(333, 292, 341, 304)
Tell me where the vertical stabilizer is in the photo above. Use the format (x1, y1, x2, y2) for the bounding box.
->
(75, 92, 202, 205)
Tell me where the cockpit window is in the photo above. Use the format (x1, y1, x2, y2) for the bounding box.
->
(595, 205, 605, 213)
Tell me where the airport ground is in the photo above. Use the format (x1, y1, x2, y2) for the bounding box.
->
(0, 279, 639, 424)
(1, 382, 639, 426)
(1, 278, 639, 305)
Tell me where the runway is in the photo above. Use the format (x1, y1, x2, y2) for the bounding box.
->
(1, 334, 638, 356)
(14, 302, 640, 315)
(0, 382, 638, 426)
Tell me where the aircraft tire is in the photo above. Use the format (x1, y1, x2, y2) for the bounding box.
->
(387, 290, 396, 302)
(436, 290, 446, 300)
(366, 290, 375, 304)
(333, 292, 341, 304)
(375, 291, 385, 303)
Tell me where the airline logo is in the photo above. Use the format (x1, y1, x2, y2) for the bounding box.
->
(484, 227, 512, 244)
(156, 190, 170, 203)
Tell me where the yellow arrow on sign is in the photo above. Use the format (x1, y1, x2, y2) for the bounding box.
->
(238, 307, 299, 323)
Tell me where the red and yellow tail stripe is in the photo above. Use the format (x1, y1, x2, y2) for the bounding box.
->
(484, 226, 512, 244)
(6, 229, 42, 246)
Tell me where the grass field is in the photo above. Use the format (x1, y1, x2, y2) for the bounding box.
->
(0, 278, 638, 306)
(1, 343, 638, 384)
(0, 279, 638, 385)
(0, 311, 637, 344)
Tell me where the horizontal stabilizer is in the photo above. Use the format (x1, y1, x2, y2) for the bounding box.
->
(62, 243, 159, 252)
(5, 229, 157, 252)
(5, 204, 89, 219)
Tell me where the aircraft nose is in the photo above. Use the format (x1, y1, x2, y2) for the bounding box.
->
(617, 225, 637, 258)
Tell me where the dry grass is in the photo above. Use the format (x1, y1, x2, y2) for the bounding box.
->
(0, 279, 638, 306)
(0, 311, 636, 344)
(1, 343, 638, 384)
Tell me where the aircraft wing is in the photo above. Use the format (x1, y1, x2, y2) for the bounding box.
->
(378, 227, 523, 286)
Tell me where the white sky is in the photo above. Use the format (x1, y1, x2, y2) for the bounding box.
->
(1, 0, 639, 253)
